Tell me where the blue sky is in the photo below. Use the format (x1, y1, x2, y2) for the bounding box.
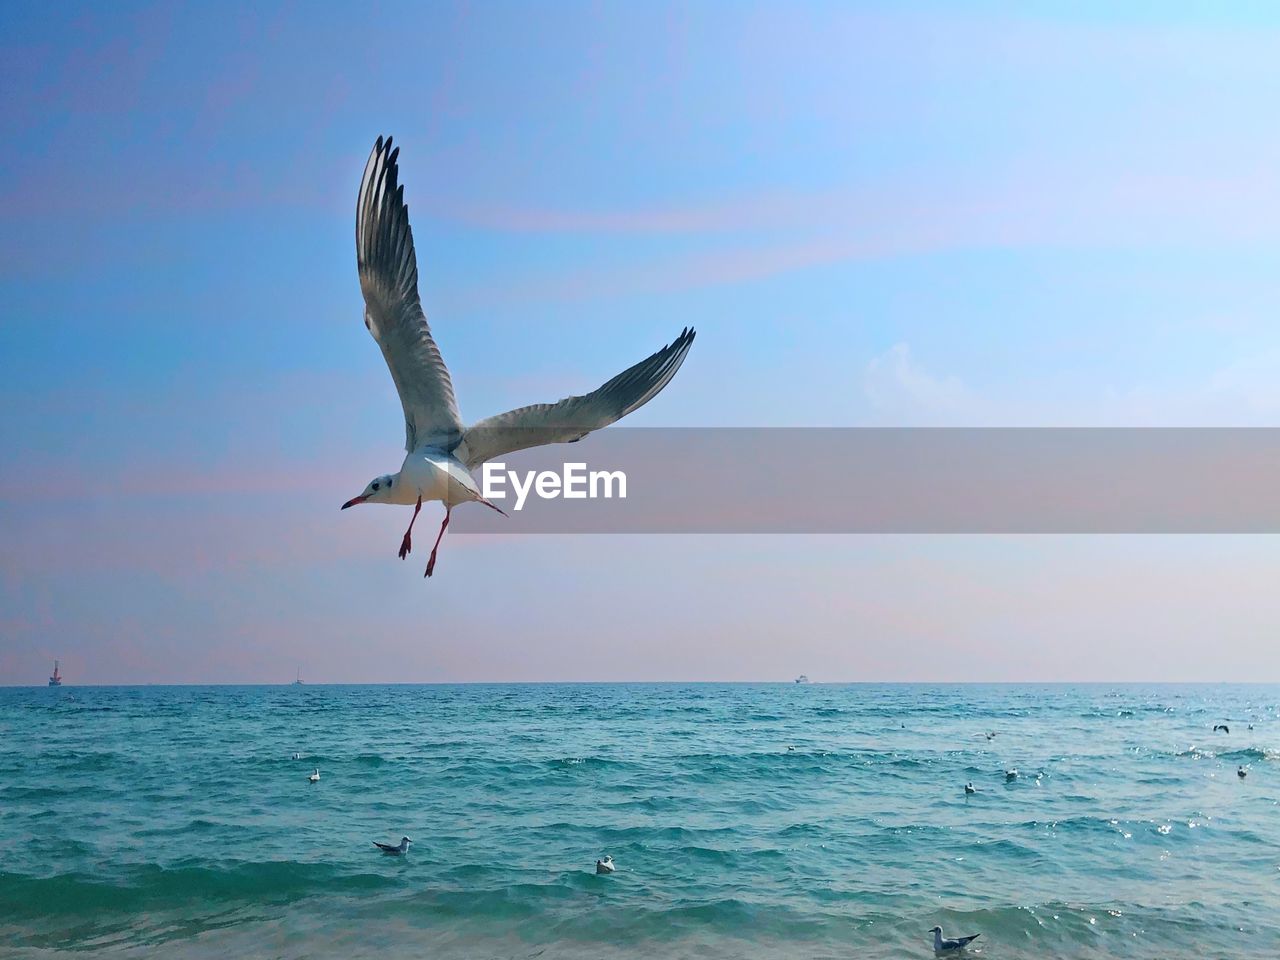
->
(3, 1, 1280, 683)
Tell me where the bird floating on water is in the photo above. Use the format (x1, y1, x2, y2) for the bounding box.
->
(292, 753, 301, 760)
(308, 768, 320, 783)
(930, 926, 980, 953)
(374, 836, 412, 854)
(964, 782, 976, 795)
(341, 136, 696, 577)
(1005, 769, 1018, 781)
(596, 856, 615, 874)
(1238, 766, 1248, 779)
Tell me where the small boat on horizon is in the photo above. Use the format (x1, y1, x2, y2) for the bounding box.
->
(293, 668, 304, 685)
(48, 659, 63, 686)
(794, 674, 810, 684)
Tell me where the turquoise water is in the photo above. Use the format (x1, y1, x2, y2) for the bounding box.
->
(1, 684, 1277, 958)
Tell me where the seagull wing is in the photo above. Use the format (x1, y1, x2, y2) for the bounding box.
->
(357, 136, 464, 452)
(952, 934, 981, 947)
(455, 327, 695, 470)
(372, 841, 396, 852)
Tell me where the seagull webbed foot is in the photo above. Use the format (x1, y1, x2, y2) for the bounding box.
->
(398, 534, 412, 559)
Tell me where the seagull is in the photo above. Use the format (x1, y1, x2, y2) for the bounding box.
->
(341, 136, 697, 577)
(964, 782, 976, 794)
(930, 926, 980, 953)
(985, 732, 997, 740)
(1214, 724, 1229, 733)
(308, 768, 320, 783)
(1238, 766, 1248, 779)
(1005, 769, 1018, 781)
(292, 753, 301, 760)
(596, 856, 615, 874)
(374, 836, 412, 854)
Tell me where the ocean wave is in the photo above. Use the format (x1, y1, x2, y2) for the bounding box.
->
(0, 862, 398, 917)
(133, 818, 224, 838)
(596, 824, 740, 846)
(600, 794, 685, 812)
(1219, 747, 1278, 761)
(1, 785, 75, 802)
(545, 756, 627, 770)
(51, 751, 127, 773)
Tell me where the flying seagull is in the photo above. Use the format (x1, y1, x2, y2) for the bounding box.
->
(341, 136, 696, 577)
(930, 926, 980, 953)
(374, 836, 413, 855)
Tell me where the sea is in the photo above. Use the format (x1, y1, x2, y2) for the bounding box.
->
(1, 683, 1276, 959)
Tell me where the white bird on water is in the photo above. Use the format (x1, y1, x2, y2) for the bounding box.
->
(596, 856, 615, 874)
(341, 136, 696, 577)
(930, 926, 980, 953)
(308, 768, 320, 783)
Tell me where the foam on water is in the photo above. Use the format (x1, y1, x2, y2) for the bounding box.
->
(1, 683, 1277, 958)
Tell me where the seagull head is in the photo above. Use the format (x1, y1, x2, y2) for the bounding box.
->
(402, 837, 413, 845)
(929, 926, 942, 934)
(342, 474, 397, 509)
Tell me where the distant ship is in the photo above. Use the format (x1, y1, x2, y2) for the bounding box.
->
(794, 674, 810, 684)
(293, 668, 304, 685)
(48, 659, 63, 686)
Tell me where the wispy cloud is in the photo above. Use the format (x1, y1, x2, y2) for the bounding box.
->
(858, 343, 1280, 428)
(442, 160, 1280, 314)
(863, 343, 973, 423)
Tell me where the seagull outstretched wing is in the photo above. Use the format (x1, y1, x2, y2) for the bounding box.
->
(357, 136, 464, 452)
(455, 326, 695, 470)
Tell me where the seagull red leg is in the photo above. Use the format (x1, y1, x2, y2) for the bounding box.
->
(424, 506, 451, 578)
(398, 496, 423, 560)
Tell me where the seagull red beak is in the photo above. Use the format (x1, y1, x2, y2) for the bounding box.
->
(341, 495, 367, 510)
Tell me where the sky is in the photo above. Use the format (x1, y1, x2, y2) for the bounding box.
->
(3, 1, 1280, 683)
